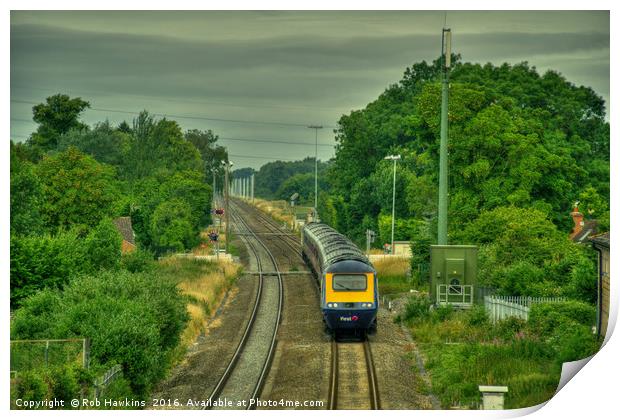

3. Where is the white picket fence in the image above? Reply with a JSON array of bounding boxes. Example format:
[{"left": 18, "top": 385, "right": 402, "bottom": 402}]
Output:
[{"left": 484, "top": 295, "right": 566, "bottom": 323}]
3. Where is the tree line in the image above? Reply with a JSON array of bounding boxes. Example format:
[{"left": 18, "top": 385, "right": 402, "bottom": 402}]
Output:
[
  {"left": 11, "top": 93, "right": 226, "bottom": 308},
  {"left": 10, "top": 94, "right": 229, "bottom": 403},
  {"left": 251, "top": 57, "right": 610, "bottom": 302}
]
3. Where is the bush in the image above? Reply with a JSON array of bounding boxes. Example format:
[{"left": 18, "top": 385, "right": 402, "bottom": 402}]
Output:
[
  {"left": 150, "top": 198, "right": 199, "bottom": 253},
  {"left": 11, "top": 269, "right": 189, "bottom": 399},
  {"left": 465, "top": 305, "right": 489, "bottom": 327},
  {"left": 495, "top": 317, "right": 527, "bottom": 341},
  {"left": 553, "top": 324, "right": 600, "bottom": 368},
  {"left": 120, "top": 248, "right": 155, "bottom": 273},
  {"left": 528, "top": 301, "right": 596, "bottom": 336},
  {"left": 431, "top": 304, "right": 454, "bottom": 322},
  {"left": 11, "top": 220, "right": 125, "bottom": 308},
  {"left": 85, "top": 218, "right": 122, "bottom": 271},
  {"left": 47, "top": 365, "right": 80, "bottom": 402},
  {"left": 10, "top": 232, "right": 88, "bottom": 308},
  {"left": 11, "top": 371, "right": 47, "bottom": 407},
  {"left": 397, "top": 294, "right": 431, "bottom": 323}
]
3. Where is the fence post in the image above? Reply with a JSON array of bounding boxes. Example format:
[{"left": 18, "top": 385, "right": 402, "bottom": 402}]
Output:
[{"left": 83, "top": 338, "right": 91, "bottom": 369}]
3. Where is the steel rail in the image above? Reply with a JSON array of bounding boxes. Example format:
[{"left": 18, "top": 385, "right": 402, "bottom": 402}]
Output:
[
  {"left": 328, "top": 340, "right": 338, "bottom": 410},
  {"left": 363, "top": 340, "right": 381, "bottom": 410},
  {"left": 229, "top": 203, "right": 284, "bottom": 410},
  {"left": 205, "top": 212, "right": 265, "bottom": 408},
  {"left": 328, "top": 338, "right": 380, "bottom": 410},
  {"left": 232, "top": 198, "right": 302, "bottom": 254}
]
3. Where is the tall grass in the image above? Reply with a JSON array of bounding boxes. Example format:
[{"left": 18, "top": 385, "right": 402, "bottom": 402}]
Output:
[
  {"left": 159, "top": 257, "right": 241, "bottom": 350},
  {"left": 399, "top": 298, "right": 599, "bottom": 409},
  {"left": 252, "top": 198, "right": 299, "bottom": 230},
  {"left": 374, "top": 257, "right": 412, "bottom": 295}
]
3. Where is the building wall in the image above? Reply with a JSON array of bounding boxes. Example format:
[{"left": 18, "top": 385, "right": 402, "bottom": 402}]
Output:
[
  {"left": 393, "top": 242, "right": 412, "bottom": 257},
  {"left": 600, "top": 248, "right": 610, "bottom": 337},
  {"left": 121, "top": 240, "right": 136, "bottom": 254}
]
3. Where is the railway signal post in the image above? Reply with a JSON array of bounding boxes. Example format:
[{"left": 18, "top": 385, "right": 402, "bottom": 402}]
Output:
[{"left": 222, "top": 160, "right": 233, "bottom": 253}]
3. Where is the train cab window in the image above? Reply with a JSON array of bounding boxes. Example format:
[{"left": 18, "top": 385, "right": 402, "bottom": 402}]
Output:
[{"left": 332, "top": 274, "right": 367, "bottom": 291}]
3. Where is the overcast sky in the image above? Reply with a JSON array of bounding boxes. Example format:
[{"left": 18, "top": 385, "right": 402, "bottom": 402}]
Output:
[{"left": 10, "top": 11, "right": 610, "bottom": 170}]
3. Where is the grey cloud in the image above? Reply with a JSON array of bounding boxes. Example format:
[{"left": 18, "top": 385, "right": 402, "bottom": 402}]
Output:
[{"left": 10, "top": 13, "right": 610, "bottom": 169}]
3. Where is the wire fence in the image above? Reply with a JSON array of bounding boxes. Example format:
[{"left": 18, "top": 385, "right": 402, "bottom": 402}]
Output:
[
  {"left": 10, "top": 338, "right": 90, "bottom": 373},
  {"left": 93, "top": 364, "right": 123, "bottom": 398},
  {"left": 484, "top": 295, "right": 566, "bottom": 323}
]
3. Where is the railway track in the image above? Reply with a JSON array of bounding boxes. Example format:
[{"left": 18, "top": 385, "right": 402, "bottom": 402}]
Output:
[
  {"left": 329, "top": 339, "right": 380, "bottom": 410},
  {"left": 232, "top": 198, "right": 302, "bottom": 255},
  {"left": 233, "top": 198, "right": 381, "bottom": 410},
  {"left": 206, "top": 206, "right": 283, "bottom": 410}
]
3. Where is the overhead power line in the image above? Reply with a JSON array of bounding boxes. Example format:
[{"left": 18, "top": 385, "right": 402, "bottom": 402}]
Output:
[
  {"left": 10, "top": 118, "right": 336, "bottom": 148},
  {"left": 12, "top": 84, "right": 349, "bottom": 112},
  {"left": 10, "top": 98, "right": 338, "bottom": 129},
  {"left": 9, "top": 132, "right": 327, "bottom": 162}
]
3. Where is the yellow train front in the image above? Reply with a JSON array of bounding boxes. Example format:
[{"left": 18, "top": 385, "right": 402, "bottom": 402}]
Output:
[{"left": 302, "top": 223, "right": 378, "bottom": 335}]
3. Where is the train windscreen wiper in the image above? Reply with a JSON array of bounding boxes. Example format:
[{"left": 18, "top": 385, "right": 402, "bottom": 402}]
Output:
[{"left": 335, "top": 282, "right": 351, "bottom": 290}]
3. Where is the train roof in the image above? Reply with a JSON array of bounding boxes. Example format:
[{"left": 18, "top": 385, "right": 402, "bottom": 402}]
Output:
[{"left": 304, "top": 222, "right": 371, "bottom": 267}]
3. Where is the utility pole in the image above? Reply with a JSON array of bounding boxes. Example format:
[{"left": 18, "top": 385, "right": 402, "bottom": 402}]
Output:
[
  {"left": 438, "top": 27, "right": 451, "bottom": 245},
  {"left": 308, "top": 125, "right": 323, "bottom": 220},
  {"left": 222, "top": 160, "right": 233, "bottom": 253},
  {"left": 212, "top": 170, "right": 216, "bottom": 207},
  {"left": 384, "top": 154, "right": 401, "bottom": 254}
]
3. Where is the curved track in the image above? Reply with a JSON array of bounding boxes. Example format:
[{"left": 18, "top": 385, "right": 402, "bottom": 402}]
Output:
[
  {"left": 234, "top": 198, "right": 381, "bottom": 410},
  {"left": 206, "top": 203, "right": 283, "bottom": 410},
  {"left": 233, "top": 199, "right": 302, "bottom": 255}
]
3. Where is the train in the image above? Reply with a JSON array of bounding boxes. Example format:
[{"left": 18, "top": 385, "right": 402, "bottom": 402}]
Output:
[{"left": 302, "top": 222, "right": 378, "bottom": 335}]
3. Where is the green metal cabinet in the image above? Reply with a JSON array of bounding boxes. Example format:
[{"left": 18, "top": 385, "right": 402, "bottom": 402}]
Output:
[{"left": 430, "top": 245, "right": 478, "bottom": 307}]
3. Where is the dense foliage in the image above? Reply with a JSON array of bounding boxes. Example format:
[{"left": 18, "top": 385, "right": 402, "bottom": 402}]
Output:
[
  {"left": 252, "top": 157, "right": 330, "bottom": 200},
  {"left": 10, "top": 93, "right": 230, "bottom": 406},
  {"left": 317, "top": 57, "right": 607, "bottom": 299},
  {"left": 10, "top": 97, "right": 224, "bottom": 306},
  {"left": 400, "top": 297, "right": 600, "bottom": 408},
  {"left": 11, "top": 268, "right": 189, "bottom": 399}
]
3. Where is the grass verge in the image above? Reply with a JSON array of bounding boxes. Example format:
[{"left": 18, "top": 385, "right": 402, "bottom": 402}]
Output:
[{"left": 397, "top": 296, "right": 600, "bottom": 409}]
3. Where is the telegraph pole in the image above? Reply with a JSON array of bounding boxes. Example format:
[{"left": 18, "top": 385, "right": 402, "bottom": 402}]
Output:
[
  {"left": 438, "top": 28, "right": 451, "bottom": 245},
  {"left": 308, "top": 125, "right": 323, "bottom": 220},
  {"left": 212, "top": 170, "right": 217, "bottom": 207}
]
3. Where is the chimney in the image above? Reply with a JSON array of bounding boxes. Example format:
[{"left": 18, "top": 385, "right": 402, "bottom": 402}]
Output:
[{"left": 570, "top": 202, "right": 584, "bottom": 238}]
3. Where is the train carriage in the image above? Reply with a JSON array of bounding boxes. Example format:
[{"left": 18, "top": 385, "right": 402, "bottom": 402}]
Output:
[{"left": 302, "top": 223, "right": 378, "bottom": 335}]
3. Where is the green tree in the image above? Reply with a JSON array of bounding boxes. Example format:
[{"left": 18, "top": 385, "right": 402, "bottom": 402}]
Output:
[
  {"left": 460, "top": 206, "right": 587, "bottom": 296},
  {"left": 150, "top": 198, "right": 198, "bottom": 253},
  {"left": 160, "top": 171, "right": 213, "bottom": 227},
  {"left": 10, "top": 143, "right": 44, "bottom": 236},
  {"left": 85, "top": 218, "right": 122, "bottom": 271},
  {"left": 58, "top": 121, "right": 131, "bottom": 168},
  {"left": 28, "top": 94, "right": 90, "bottom": 152},
  {"left": 35, "top": 147, "right": 118, "bottom": 233},
  {"left": 127, "top": 113, "right": 202, "bottom": 180},
  {"left": 10, "top": 232, "right": 88, "bottom": 308}
]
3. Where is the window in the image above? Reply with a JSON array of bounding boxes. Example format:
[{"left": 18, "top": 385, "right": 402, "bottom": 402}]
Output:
[{"left": 332, "top": 274, "right": 367, "bottom": 291}]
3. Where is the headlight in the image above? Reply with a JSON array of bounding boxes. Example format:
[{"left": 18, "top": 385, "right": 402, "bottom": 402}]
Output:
[
  {"left": 361, "top": 303, "right": 373, "bottom": 308},
  {"left": 327, "top": 303, "right": 339, "bottom": 308}
]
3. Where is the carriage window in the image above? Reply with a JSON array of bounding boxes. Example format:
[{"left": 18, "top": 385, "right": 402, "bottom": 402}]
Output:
[{"left": 332, "top": 274, "right": 367, "bottom": 291}]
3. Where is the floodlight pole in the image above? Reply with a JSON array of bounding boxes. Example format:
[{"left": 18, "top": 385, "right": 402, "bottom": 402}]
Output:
[{"left": 384, "top": 154, "right": 401, "bottom": 254}]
